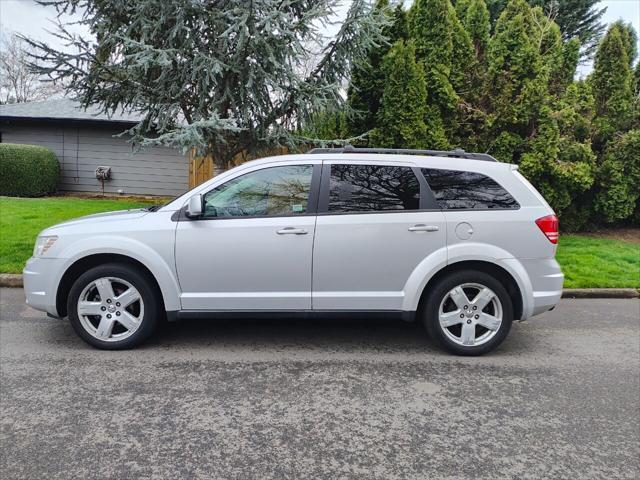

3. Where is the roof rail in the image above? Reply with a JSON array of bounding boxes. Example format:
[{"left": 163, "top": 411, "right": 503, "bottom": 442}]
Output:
[{"left": 307, "top": 145, "right": 497, "bottom": 162}]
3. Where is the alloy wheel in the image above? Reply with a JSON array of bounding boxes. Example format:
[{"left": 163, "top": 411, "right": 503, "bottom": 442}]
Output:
[
  {"left": 77, "top": 276, "right": 144, "bottom": 342},
  {"left": 438, "top": 283, "right": 503, "bottom": 347}
]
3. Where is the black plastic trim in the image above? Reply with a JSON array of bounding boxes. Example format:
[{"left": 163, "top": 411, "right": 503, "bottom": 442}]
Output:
[
  {"left": 412, "top": 166, "right": 439, "bottom": 210},
  {"left": 171, "top": 310, "right": 416, "bottom": 322}
]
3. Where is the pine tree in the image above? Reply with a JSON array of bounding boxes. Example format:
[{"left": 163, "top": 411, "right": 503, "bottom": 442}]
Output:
[
  {"left": 369, "top": 41, "right": 428, "bottom": 148},
  {"left": 25, "top": 0, "right": 388, "bottom": 167},
  {"left": 345, "top": 0, "right": 408, "bottom": 138}
]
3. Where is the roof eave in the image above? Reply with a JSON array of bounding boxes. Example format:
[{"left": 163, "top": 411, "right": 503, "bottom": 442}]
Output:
[{"left": 0, "top": 115, "right": 140, "bottom": 128}]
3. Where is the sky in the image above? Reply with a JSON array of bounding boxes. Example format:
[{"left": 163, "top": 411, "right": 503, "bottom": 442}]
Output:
[{"left": 0, "top": 0, "right": 639, "bottom": 77}]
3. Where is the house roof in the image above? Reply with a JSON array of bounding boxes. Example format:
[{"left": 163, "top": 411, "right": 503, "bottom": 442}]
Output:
[{"left": 0, "top": 98, "right": 144, "bottom": 125}]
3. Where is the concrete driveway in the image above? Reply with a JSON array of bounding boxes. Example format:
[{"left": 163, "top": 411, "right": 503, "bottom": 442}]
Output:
[{"left": 1, "top": 287, "right": 638, "bottom": 479}]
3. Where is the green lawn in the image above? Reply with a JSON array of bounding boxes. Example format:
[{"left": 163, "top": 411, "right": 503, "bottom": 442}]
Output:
[
  {"left": 557, "top": 235, "right": 639, "bottom": 288},
  {"left": 1, "top": 196, "right": 639, "bottom": 288},
  {"left": 0, "top": 196, "right": 162, "bottom": 273}
]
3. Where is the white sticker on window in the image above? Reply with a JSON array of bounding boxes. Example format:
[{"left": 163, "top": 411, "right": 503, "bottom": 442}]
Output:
[{"left": 292, "top": 204, "right": 303, "bottom": 213}]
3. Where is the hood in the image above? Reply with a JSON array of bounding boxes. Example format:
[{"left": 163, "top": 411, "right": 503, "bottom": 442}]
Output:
[{"left": 44, "top": 209, "right": 149, "bottom": 231}]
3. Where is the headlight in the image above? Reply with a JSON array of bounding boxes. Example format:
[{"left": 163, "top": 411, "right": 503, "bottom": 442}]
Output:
[{"left": 34, "top": 236, "right": 58, "bottom": 257}]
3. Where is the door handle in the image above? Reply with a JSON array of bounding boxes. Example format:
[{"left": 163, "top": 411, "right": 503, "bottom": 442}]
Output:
[
  {"left": 277, "top": 227, "right": 308, "bottom": 235},
  {"left": 408, "top": 224, "right": 439, "bottom": 232}
]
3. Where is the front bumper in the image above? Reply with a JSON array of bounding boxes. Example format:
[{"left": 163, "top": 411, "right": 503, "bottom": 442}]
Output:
[{"left": 23, "top": 256, "right": 67, "bottom": 317}]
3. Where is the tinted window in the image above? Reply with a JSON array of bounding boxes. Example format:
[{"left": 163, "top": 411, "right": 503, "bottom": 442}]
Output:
[
  {"left": 422, "top": 168, "right": 519, "bottom": 210},
  {"left": 203, "top": 165, "right": 313, "bottom": 218},
  {"left": 328, "top": 164, "right": 420, "bottom": 213}
]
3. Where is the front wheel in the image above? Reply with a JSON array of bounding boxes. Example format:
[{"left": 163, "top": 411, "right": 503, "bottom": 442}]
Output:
[
  {"left": 67, "top": 263, "right": 161, "bottom": 349},
  {"left": 423, "top": 270, "right": 513, "bottom": 356}
]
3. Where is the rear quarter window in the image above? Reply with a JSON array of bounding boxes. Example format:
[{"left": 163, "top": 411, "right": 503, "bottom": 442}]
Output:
[{"left": 421, "top": 168, "right": 519, "bottom": 210}]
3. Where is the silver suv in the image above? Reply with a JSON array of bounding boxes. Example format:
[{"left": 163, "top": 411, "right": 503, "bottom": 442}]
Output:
[{"left": 24, "top": 147, "right": 563, "bottom": 355}]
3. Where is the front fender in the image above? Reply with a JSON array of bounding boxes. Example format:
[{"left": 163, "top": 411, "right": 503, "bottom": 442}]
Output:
[{"left": 56, "top": 235, "right": 181, "bottom": 312}]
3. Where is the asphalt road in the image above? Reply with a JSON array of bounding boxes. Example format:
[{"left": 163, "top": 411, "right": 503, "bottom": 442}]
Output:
[{"left": 1, "top": 288, "right": 639, "bottom": 480}]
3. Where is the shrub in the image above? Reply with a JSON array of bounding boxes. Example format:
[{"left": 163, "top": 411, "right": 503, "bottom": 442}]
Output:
[{"left": 0, "top": 143, "right": 59, "bottom": 197}]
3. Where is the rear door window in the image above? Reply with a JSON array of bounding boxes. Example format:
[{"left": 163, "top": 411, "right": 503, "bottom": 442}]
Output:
[
  {"left": 327, "top": 164, "right": 420, "bottom": 213},
  {"left": 421, "top": 168, "right": 519, "bottom": 210}
]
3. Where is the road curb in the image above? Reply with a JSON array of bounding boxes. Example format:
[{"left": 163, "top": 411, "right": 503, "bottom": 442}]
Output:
[
  {"left": 1, "top": 273, "right": 638, "bottom": 298},
  {"left": 561, "top": 288, "right": 639, "bottom": 299},
  {"left": 0, "top": 274, "right": 23, "bottom": 288}
]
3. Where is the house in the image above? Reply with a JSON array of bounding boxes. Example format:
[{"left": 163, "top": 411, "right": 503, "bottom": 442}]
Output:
[{"left": 0, "top": 99, "right": 189, "bottom": 196}]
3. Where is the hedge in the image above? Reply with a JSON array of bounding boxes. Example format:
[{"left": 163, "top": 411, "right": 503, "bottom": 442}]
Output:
[{"left": 0, "top": 143, "right": 60, "bottom": 197}]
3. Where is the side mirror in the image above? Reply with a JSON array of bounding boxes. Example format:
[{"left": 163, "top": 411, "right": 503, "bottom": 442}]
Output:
[{"left": 185, "top": 194, "right": 203, "bottom": 219}]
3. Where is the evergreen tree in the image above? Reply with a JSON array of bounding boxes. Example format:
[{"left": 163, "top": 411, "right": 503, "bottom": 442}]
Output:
[
  {"left": 450, "top": 3, "right": 476, "bottom": 96},
  {"left": 464, "top": 0, "right": 491, "bottom": 60},
  {"left": 298, "top": 110, "right": 348, "bottom": 143},
  {"left": 449, "top": 1, "right": 484, "bottom": 150},
  {"left": 557, "top": 38, "right": 580, "bottom": 93},
  {"left": 26, "top": 0, "right": 387, "bottom": 167},
  {"left": 485, "top": 0, "right": 546, "bottom": 161},
  {"left": 410, "top": 0, "right": 458, "bottom": 148},
  {"left": 608, "top": 20, "right": 637, "bottom": 67},
  {"left": 591, "top": 23, "right": 635, "bottom": 147},
  {"left": 486, "top": 0, "right": 606, "bottom": 58},
  {"left": 345, "top": 0, "right": 408, "bottom": 138},
  {"left": 520, "top": 89, "right": 596, "bottom": 228},
  {"left": 593, "top": 130, "right": 640, "bottom": 223},
  {"left": 529, "top": 0, "right": 606, "bottom": 57},
  {"left": 369, "top": 41, "right": 428, "bottom": 148},
  {"left": 455, "top": 0, "right": 472, "bottom": 21}
]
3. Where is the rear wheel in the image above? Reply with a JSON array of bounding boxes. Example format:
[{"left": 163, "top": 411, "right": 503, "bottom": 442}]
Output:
[
  {"left": 67, "top": 263, "right": 160, "bottom": 349},
  {"left": 423, "top": 270, "right": 513, "bottom": 355}
]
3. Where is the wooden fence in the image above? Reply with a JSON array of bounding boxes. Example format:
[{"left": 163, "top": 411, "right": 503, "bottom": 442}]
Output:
[{"left": 188, "top": 147, "right": 289, "bottom": 188}]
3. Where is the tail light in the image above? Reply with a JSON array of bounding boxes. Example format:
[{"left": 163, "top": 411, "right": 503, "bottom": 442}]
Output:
[{"left": 536, "top": 214, "right": 559, "bottom": 244}]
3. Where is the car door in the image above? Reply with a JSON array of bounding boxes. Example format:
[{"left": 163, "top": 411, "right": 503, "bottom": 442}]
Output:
[
  {"left": 175, "top": 162, "right": 320, "bottom": 311},
  {"left": 312, "top": 160, "right": 446, "bottom": 311}
]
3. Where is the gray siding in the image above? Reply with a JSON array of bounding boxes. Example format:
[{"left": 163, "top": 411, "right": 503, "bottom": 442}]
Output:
[{"left": 1, "top": 123, "right": 189, "bottom": 196}]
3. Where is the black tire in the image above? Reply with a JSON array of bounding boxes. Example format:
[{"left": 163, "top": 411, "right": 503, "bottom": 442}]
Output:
[
  {"left": 423, "top": 270, "right": 513, "bottom": 356},
  {"left": 67, "top": 263, "right": 161, "bottom": 349}
]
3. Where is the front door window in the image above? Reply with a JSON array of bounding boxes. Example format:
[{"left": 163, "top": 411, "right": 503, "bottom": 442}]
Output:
[{"left": 203, "top": 165, "right": 313, "bottom": 218}]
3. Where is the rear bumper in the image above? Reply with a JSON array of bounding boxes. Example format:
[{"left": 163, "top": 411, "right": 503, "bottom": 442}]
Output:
[
  {"left": 520, "top": 258, "right": 564, "bottom": 318},
  {"left": 23, "top": 257, "right": 66, "bottom": 317}
]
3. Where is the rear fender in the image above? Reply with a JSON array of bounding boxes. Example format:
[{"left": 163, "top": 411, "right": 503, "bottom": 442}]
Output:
[{"left": 402, "top": 243, "right": 534, "bottom": 319}]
